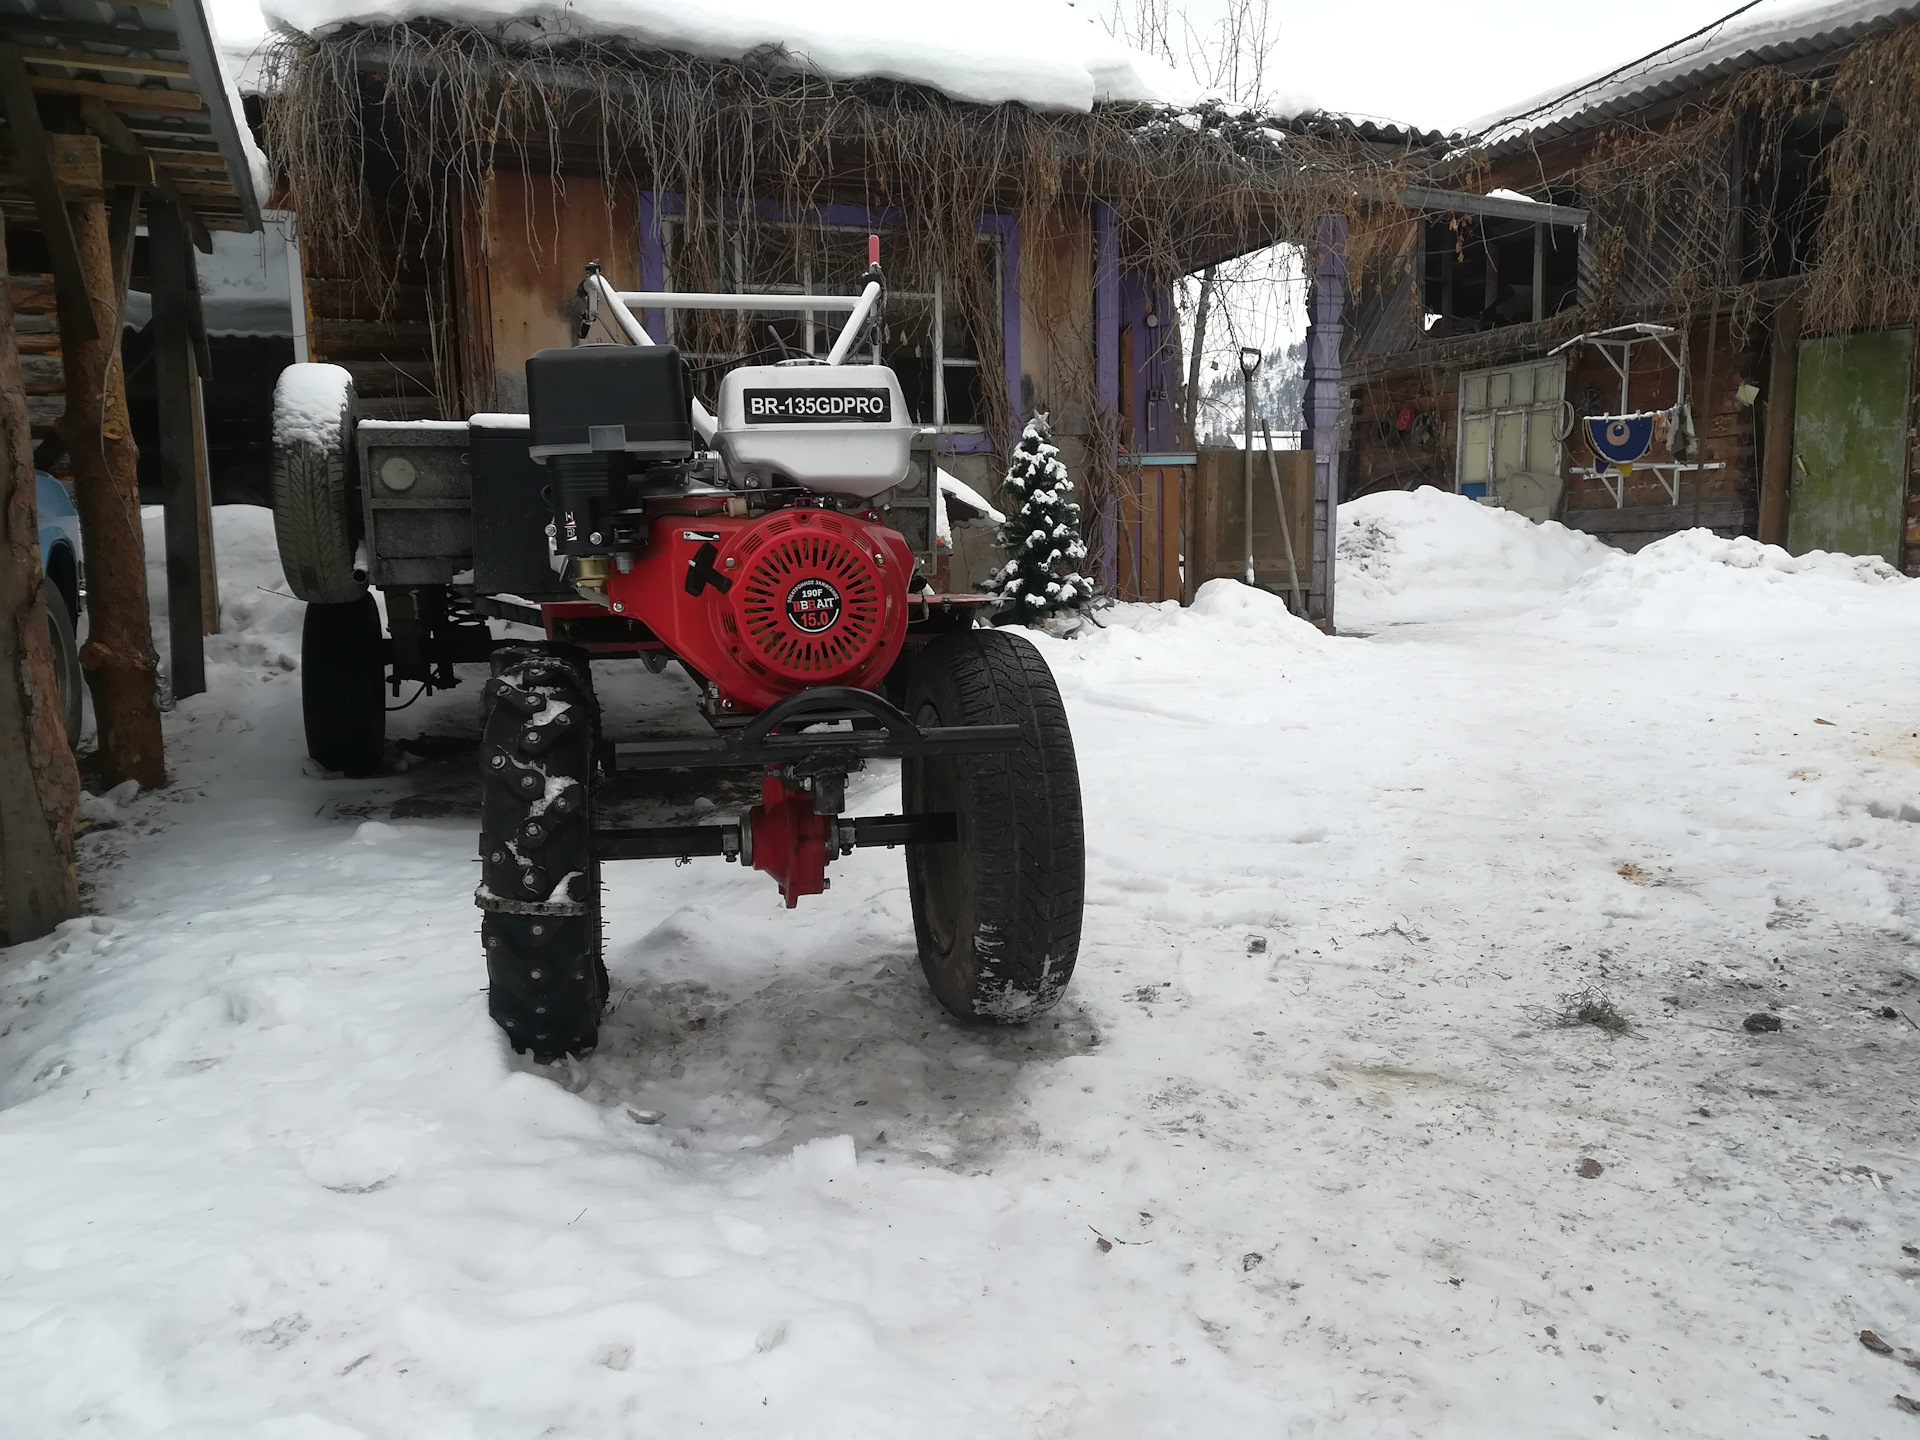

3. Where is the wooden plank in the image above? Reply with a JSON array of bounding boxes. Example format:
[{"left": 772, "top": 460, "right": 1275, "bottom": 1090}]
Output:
[
  {"left": 19, "top": 48, "right": 192, "bottom": 79},
  {"left": 482, "top": 167, "right": 636, "bottom": 409},
  {"left": 21, "top": 353, "right": 64, "bottom": 394},
  {"left": 79, "top": 99, "right": 210, "bottom": 251},
  {"left": 0, "top": 17, "right": 188, "bottom": 52},
  {"left": 0, "top": 42, "right": 95, "bottom": 340},
  {"left": 310, "top": 318, "right": 435, "bottom": 357},
  {"left": 27, "top": 74, "right": 205, "bottom": 112},
  {"left": 190, "top": 363, "right": 217, "bottom": 634},
  {"left": 1758, "top": 289, "right": 1801, "bottom": 546},
  {"left": 149, "top": 203, "right": 204, "bottom": 698}
]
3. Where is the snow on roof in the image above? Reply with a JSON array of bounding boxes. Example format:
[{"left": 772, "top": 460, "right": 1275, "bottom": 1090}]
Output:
[
  {"left": 252, "top": 0, "right": 1191, "bottom": 111},
  {"left": 1470, "top": 0, "right": 1920, "bottom": 150}
]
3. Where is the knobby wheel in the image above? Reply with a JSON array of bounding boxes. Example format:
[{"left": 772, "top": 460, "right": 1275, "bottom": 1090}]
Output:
[
  {"left": 301, "top": 595, "right": 386, "bottom": 776},
  {"left": 477, "top": 644, "right": 606, "bottom": 1062},
  {"left": 901, "top": 628, "right": 1085, "bottom": 1022}
]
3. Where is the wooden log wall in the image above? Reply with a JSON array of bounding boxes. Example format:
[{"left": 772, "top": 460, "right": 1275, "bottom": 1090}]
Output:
[{"left": 8, "top": 270, "right": 64, "bottom": 440}]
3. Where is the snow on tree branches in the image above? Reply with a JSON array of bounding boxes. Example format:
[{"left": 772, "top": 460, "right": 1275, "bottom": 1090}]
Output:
[{"left": 986, "top": 414, "right": 1095, "bottom": 624}]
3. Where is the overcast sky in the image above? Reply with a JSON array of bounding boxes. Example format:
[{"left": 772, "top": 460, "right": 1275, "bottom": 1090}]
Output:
[{"left": 1156, "top": 0, "right": 1751, "bottom": 132}]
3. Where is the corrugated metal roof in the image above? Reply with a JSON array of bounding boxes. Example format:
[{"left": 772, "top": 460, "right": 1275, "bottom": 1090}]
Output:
[
  {"left": 0, "top": 0, "right": 264, "bottom": 233},
  {"left": 1471, "top": 0, "right": 1920, "bottom": 156}
]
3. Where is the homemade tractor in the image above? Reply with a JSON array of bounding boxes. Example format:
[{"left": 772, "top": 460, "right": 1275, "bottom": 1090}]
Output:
[{"left": 270, "top": 242, "right": 1084, "bottom": 1060}]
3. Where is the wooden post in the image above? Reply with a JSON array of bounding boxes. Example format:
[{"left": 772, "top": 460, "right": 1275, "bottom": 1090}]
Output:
[
  {"left": 55, "top": 149, "right": 166, "bottom": 790},
  {"left": 150, "top": 203, "right": 205, "bottom": 699},
  {"left": 1531, "top": 224, "right": 1545, "bottom": 324},
  {"left": 0, "top": 213, "right": 81, "bottom": 943},
  {"left": 1758, "top": 288, "right": 1802, "bottom": 547},
  {"left": 191, "top": 366, "right": 219, "bottom": 634}
]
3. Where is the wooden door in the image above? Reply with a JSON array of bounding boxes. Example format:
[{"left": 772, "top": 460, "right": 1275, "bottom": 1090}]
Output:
[
  {"left": 1115, "top": 461, "right": 1188, "bottom": 602},
  {"left": 1788, "top": 327, "right": 1913, "bottom": 562},
  {"left": 1191, "top": 446, "right": 1313, "bottom": 608}
]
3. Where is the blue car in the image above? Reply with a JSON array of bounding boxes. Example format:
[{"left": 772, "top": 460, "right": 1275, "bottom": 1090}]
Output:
[{"left": 35, "top": 470, "right": 84, "bottom": 744}]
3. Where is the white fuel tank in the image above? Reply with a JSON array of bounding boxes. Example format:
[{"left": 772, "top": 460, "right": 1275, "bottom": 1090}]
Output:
[{"left": 714, "top": 364, "right": 915, "bottom": 498}]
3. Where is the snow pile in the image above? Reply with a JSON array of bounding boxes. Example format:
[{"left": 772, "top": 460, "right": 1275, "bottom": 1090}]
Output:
[
  {"left": 143, "top": 504, "right": 305, "bottom": 679},
  {"left": 259, "top": 0, "right": 1188, "bottom": 111},
  {"left": 1335, "top": 486, "right": 1611, "bottom": 629},
  {"left": 270, "top": 362, "right": 354, "bottom": 450},
  {"left": 8, "top": 500, "right": 1920, "bottom": 1435},
  {"left": 1535, "top": 529, "right": 1916, "bottom": 632}
]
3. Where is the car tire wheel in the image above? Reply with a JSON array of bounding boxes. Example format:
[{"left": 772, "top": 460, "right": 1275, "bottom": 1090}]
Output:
[
  {"left": 902, "top": 628, "right": 1084, "bottom": 1023},
  {"left": 44, "top": 591, "right": 82, "bottom": 746},
  {"left": 301, "top": 596, "right": 386, "bottom": 776},
  {"left": 478, "top": 644, "right": 605, "bottom": 1063},
  {"left": 271, "top": 363, "right": 366, "bottom": 605}
]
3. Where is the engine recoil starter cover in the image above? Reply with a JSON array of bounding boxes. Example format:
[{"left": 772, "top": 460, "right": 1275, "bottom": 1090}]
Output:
[{"left": 607, "top": 507, "right": 913, "bottom": 712}]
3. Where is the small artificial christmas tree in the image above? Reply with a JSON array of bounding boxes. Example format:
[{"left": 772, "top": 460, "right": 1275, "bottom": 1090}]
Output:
[{"left": 985, "top": 414, "right": 1095, "bottom": 623}]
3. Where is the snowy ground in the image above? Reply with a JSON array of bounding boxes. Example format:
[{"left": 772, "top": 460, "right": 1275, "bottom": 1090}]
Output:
[{"left": 4, "top": 495, "right": 1920, "bottom": 1437}]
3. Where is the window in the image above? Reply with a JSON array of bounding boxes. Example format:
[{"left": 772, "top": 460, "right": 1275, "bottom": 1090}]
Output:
[
  {"left": 1422, "top": 211, "right": 1579, "bottom": 333},
  {"left": 1455, "top": 358, "right": 1566, "bottom": 502},
  {"left": 659, "top": 219, "right": 999, "bottom": 431}
]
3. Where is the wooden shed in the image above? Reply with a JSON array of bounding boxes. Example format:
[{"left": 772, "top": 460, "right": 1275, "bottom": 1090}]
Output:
[
  {"left": 1345, "top": 0, "right": 1920, "bottom": 570},
  {"left": 260, "top": 16, "right": 1446, "bottom": 626}
]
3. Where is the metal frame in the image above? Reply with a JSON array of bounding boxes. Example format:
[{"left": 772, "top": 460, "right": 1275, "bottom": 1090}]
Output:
[
  {"left": 612, "top": 686, "right": 1019, "bottom": 773},
  {"left": 1548, "top": 322, "right": 1725, "bottom": 507},
  {"left": 592, "top": 811, "right": 957, "bottom": 865}
]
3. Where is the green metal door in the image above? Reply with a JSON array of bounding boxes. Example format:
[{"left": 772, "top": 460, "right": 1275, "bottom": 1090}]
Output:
[{"left": 1788, "top": 326, "right": 1913, "bottom": 561}]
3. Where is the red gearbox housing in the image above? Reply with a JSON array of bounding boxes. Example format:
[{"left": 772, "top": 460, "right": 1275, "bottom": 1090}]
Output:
[{"left": 607, "top": 506, "right": 914, "bottom": 712}]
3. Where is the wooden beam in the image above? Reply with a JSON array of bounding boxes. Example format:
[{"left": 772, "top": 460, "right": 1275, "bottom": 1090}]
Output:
[
  {"left": 0, "top": 210, "right": 81, "bottom": 943},
  {"left": 27, "top": 75, "right": 206, "bottom": 112},
  {"left": 57, "top": 185, "right": 166, "bottom": 788},
  {"left": 18, "top": 47, "right": 193, "bottom": 79},
  {"left": 107, "top": 184, "right": 139, "bottom": 321},
  {"left": 78, "top": 98, "right": 210, "bottom": 250},
  {"left": 1758, "top": 288, "right": 1802, "bottom": 547},
  {"left": 0, "top": 42, "right": 95, "bottom": 340},
  {"left": 148, "top": 147, "right": 225, "bottom": 167},
  {"left": 149, "top": 203, "right": 205, "bottom": 699},
  {"left": 167, "top": 178, "right": 238, "bottom": 197},
  {"left": 1396, "top": 184, "right": 1589, "bottom": 229},
  {"left": 0, "top": 17, "right": 187, "bottom": 53}
]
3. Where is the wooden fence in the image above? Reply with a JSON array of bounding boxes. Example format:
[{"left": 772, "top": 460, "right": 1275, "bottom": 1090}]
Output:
[{"left": 1112, "top": 446, "right": 1313, "bottom": 609}]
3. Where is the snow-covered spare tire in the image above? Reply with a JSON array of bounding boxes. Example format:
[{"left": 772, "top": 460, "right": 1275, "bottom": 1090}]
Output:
[{"left": 271, "top": 362, "right": 366, "bottom": 604}]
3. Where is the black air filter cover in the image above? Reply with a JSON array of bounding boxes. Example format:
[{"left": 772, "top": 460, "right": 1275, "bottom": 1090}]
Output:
[{"left": 526, "top": 344, "right": 694, "bottom": 460}]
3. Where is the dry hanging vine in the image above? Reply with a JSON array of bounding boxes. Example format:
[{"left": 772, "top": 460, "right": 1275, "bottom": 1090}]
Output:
[{"left": 262, "top": 20, "right": 1432, "bottom": 464}]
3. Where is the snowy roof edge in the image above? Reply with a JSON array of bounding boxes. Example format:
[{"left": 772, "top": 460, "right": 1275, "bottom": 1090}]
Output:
[{"left": 1468, "top": 0, "right": 1920, "bottom": 154}]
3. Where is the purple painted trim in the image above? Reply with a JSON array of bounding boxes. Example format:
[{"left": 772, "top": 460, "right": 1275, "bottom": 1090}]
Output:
[
  {"left": 637, "top": 190, "right": 666, "bottom": 341},
  {"left": 1306, "top": 212, "right": 1348, "bottom": 627},
  {"left": 978, "top": 211, "right": 1021, "bottom": 455},
  {"left": 1092, "top": 202, "right": 1120, "bottom": 413},
  {"left": 639, "top": 193, "right": 1020, "bottom": 452}
]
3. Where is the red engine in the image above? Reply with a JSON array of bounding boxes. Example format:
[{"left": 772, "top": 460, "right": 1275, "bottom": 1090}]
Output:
[{"left": 606, "top": 506, "right": 915, "bottom": 712}]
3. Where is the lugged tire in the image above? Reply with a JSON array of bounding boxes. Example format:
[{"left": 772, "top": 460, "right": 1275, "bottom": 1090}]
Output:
[
  {"left": 301, "top": 596, "right": 386, "bottom": 776},
  {"left": 271, "top": 363, "right": 366, "bottom": 605},
  {"left": 44, "top": 591, "right": 82, "bottom": 746},
  {"left": 477, "top": 644, "right": 606, "bottom": 1062},
  {"left": 902, "top": 628, "right": 1085, "bottom": 1022}
]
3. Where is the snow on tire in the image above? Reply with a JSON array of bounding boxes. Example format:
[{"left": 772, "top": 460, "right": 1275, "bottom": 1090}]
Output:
[
  {"left": 902, "top": 628, "right": 1085, "bottom": 1022},
  {"left": 271, "top": 362, "right": 366, "bottom": 605},
  {"left": 477, "top": 644, "right": 606, "bottom": 1062}
]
